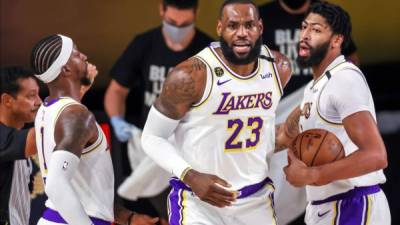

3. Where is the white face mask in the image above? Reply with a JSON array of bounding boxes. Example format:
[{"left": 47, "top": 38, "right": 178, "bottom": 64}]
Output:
[{"left": 162, "top": 20, "right": 195, "bottom": 44}]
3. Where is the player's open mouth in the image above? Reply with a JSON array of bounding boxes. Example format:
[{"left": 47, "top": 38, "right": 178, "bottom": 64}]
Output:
[
  {"left": 299, "top": 43, "right": 310, "bottom": 57},
  {"left": 233, "top": 43, "right": 251, "bottom": 54}
]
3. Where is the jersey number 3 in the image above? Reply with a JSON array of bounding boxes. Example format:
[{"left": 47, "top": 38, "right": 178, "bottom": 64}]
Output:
[{"left": 225, "top": 117, "right": 263, "bottom": 152}]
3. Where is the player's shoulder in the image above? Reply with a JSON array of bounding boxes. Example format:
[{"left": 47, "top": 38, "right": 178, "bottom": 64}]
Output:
[
  {"left": 331, "top": 65, "right": 365, "bottom": 85},
  {"left": 270, "top": 50, "right": 292, "bottom": 87}
]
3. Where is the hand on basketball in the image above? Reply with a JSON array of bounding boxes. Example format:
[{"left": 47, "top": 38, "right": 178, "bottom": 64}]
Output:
[
  {"left": 130, "top": 213, "right": 159, "bottom": 225},
  {"left": 183, "top": 169, "right": 237, "bottom": 208},
  {"left": 284, "top": 150, "right": 318, "bottom": 187}
]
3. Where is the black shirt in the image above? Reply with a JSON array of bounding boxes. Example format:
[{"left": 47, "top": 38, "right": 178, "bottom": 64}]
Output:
[
  {"left": 111, "top": 26, "right": 213, "bottom": 127},
  {"left": 259, "top": 1, "right": 357, "bottom": 96},
  {"left": 0, "top": 123, "right": 28, "bottom": 223}
]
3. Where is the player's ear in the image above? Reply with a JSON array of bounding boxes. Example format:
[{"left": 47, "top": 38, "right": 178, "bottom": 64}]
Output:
[
  {"left": 217, "top": 20, "right": 222, "bottom": 37},
  {"left": 331, "top": 34, "right": 344, "bottom": 49},
  {"left": 159, "top": 2, "right": 165, "bottom": 18}
]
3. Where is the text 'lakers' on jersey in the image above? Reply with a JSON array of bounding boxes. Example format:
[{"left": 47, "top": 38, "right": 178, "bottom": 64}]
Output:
[
  {"left": 299, "top": 56, "right": 386, "bottom": 201},
  {"left": 174, "top": 42, "right": 283, "bottom": 189},
  {"left": 34, "top": 97, "right": 114, "bottom": 221}
]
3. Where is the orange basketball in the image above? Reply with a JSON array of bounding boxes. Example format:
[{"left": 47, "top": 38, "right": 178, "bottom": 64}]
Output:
[{"left": 292, "top": 129, "right": 344, "bottom": 167}]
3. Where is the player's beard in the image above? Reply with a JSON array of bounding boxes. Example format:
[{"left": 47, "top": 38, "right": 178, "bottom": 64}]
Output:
[
  {"left": 296, "top": 41, "right": 330, "bottom": 69},
  {"left": 220, "top": 36, "right": 262, "bottom": 65},
  {"left": 80, "top": 65, "right": 92, "bottom": 86}
]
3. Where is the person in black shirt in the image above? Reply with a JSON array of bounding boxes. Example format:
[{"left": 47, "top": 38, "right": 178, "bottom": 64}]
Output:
[
  {"left": 105, "top": 0, "right": 213, "bottom": 139},
  {"left": 259, "top": 0, "right": 360, "bottom": 96},
  {"left": 104, "top": 0, "right": 213, "bottom": 223},
  {"left": 0, "top": 67, "right": 41, "bottom": 225}
]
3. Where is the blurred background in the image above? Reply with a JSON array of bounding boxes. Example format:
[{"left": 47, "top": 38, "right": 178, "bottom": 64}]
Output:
[{"left": 1, "top": 0, "right": 399, "bottom": 224}]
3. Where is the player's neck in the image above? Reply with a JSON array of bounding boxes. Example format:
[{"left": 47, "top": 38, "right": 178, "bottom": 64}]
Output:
[
  {"left": 216, "top": 48, "right": 257, "bottom": 76},
  {"left": 279, "top": 0, "right": 311, "bottom": 15},
  {"left": 312, "top": 52, "right": 341, "bottom": 80},
  {"left": 47, "top": 83, "right": 81, "bottom": 102},
  {"left": 0, "top": 108, "right": 24, "bottom": 129},
  {"left": 162, "top": 28, "right": 195, "bottom": 52}
]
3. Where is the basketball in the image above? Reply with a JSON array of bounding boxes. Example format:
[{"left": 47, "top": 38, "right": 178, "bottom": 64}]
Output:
[{"left": 292, "top": 129, "right": 344, "bottom": 167}]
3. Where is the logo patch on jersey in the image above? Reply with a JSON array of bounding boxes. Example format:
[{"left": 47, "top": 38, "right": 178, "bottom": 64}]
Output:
[
  {"left": 213, "top": 92, "right": 273, "bottom": 115},
  {"left": 260, "top": 72, "right": 272, "bottom": 79},
  {"left": 217, "top": 79, "right": 232, "bottom": 86},
  {"left": 214, "top": 67, "right": 224, "bottom": 77},
  {"left": 317, "top": 210, "right": 330, "bottom": 217},
  {"left": 62, "top": 161, "right": 69, "bottom": 170},
  {"left": 301, "top": 102, "right": 312, "bottom": 119}
]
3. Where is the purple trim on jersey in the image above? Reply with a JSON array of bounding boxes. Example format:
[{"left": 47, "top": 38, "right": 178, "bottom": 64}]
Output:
[
  {"left": 169, "top": 176, "right": 273, "bottom": 199},
  {"left": 42, "top": 208, "right": 111, "bottom": 225},
  {"left": 311, "top": 185, "right": 380, "bottom": 205},
  {"left": 43, "top": 97, "right": 61, "bottom": 107},
  {"left": 168, "top": 184, "right": 184, "bottom": 225},
  {"left": 336, "top": 196, "right": 365, "bottom": 225},
  {"left": 237, "top": 177, "right": 273, "bottom": 199}
]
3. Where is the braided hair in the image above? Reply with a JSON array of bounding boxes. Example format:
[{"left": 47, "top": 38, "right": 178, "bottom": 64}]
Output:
[
  {"left": 307, "top": 1, "right": 352, "bottom": 49},
  {"left": 30, "top": 34, "right": 63, "bottom": 75}
]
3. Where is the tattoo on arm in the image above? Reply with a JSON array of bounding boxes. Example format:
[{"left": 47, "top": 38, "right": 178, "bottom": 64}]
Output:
[
  {"left": 156, "top": 57, "right": 207, "bottom": 119},
  {"left": 274, "top": 107, "right": 301, "bottom": 152},
  {"left": 275, "top": 124, "right": 287, "bottom": 151},
  {"left": 284, "top": 107, "right": 301, "bottom": 140}
]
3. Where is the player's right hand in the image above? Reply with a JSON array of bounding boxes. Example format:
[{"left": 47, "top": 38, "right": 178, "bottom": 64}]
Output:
[
  {"left": 183, "top": 169, "right": 237, "bottom": 208},
  {"left": 130, "top": 213, "right": 159, "bottom": 225},
  {"left": 110, "top": 116, "right": 138, "bottom": 142}
]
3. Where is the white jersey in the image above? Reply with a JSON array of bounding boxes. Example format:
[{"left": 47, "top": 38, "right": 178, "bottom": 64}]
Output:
[
  {"left": 299, "top": 55, "right": 386, "bottom": 201},
  {"left": 174, "top": 42, "right": 283, "bottom": 189},
  {"left": 34, "top": 97, "right": 114, "bottom": 221}
]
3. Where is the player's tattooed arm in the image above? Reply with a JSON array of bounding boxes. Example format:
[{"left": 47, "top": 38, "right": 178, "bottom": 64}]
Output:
[
  {"left": 54, "top": 105, "right": 98, "bottom": 157},
  {"left": 155, "top": 57, "right": 207, "bottom": 119},
  {"left": 275, "top": 106, "right": 301, "bottom": 152},
  {"left": 272, "top": 50, "right": 292, "bottom": 88}
]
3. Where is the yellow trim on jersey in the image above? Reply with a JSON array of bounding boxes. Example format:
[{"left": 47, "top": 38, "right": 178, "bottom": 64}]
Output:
[
  {"left": 332, "top": 201, "right": 338, "bottom": 225},
  {"left": 81, "top": 129, "right": 104, "bottom": 155},
  {"left": 266, "top": 184, "right": 277, "bottom": 225},
  {"left": 365, "top": 195, "right": 372, "bottom": 225},
  {"left": 191, "top": 56, "right": 214, "bottom": 108},
  {"left": 262, "top": 45, "right": 284, "bottom": 97},
  {"left": 311, "top": 61, "right": 347, "bottom": 89},
  {"left": 208, "top": 46, "right": 261, "bottom": 81},
  {"left": 179, "top": 166, "right": 192, "bottom": 181},
  {"left": 181, "top": 190, "right": 187, "bottom": 225}
]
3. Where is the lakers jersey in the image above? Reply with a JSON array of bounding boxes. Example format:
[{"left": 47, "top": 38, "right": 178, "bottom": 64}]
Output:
[
  {"left": 174, "top": 42, "right": 283, "bottom": 189},
  {"left": 34, "top": 97, "right": 114, "bottom": 221},
  {"left": 299, "top": 56, "right": 386, "bottom": 201}
]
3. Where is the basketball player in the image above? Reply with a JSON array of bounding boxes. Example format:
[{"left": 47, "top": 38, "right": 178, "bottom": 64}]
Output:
[
  {"left": 31, "top": 34, "right": 158, "bottom": 225},
  {"left": 141, "top": 0, "right": 292, "bottom": 224},
  {"left": 275, "top": 2, "right": 391, "bottom": 224}
]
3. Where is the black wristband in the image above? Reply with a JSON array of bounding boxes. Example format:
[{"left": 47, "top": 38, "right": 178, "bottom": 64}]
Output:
[{"left": 127, "top": 211, "right": 135, "bottom": 225}]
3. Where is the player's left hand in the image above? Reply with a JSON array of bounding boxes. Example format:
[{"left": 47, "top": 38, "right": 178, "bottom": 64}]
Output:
[{"left": 284, "top": 150, "right": 317, "bottom": 187}]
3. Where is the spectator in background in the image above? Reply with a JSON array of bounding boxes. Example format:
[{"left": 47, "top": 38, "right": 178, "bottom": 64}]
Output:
[
  {"left": 104, "top": 0, "right": 213, "bottom": 222},
  {"left": 259, "top": 0, "right": 360, "bottom": 96},
  {"left": 0, "top": 67, "right": 41, "bottom": 225}
]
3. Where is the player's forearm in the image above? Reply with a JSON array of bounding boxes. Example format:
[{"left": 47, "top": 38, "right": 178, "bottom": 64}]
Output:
[
  {"left": 274, "top": 107, "right": 301, "bottom": 152},
  {"left": 141, "top": 106, "right": 191, "bottom": 179},
  {"left": 312, "top": 149, "right": 387, "bottom": 185}
]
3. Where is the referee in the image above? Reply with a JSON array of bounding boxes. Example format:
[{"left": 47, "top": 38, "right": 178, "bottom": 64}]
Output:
[{"left": 0, "top": 67, "right": 41, "bottom": 225}]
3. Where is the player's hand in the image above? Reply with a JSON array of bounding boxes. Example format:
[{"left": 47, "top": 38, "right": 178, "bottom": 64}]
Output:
[
  {"left": 284, "top": 150, "right": 318, "bottom": 187},
  {"left": 183, "top": 169, "right": 237, "bottom": 208},
  {"left": 110, "top": 116, "right": 139, "bottom": 142},
  {"left": 130, "top": 213, "right": 159, "bottom": 225}
]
